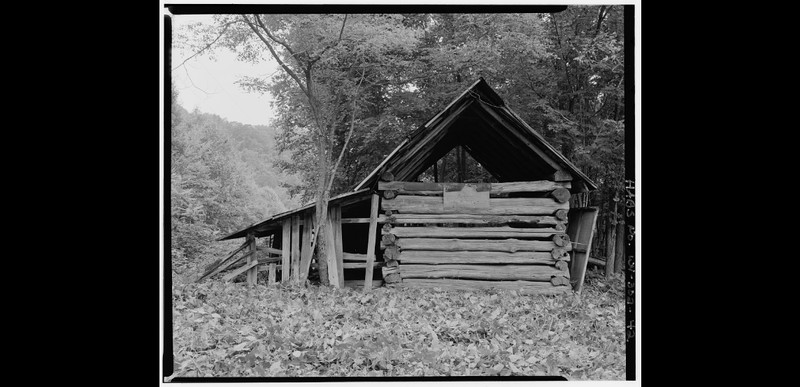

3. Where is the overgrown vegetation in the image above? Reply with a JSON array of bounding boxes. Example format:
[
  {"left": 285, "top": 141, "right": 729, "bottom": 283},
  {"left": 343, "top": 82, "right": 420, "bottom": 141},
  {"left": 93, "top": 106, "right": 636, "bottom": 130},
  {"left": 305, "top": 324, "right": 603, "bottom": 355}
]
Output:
[{"left": 171, "top": 269, "right": 624, "bottom": 379}]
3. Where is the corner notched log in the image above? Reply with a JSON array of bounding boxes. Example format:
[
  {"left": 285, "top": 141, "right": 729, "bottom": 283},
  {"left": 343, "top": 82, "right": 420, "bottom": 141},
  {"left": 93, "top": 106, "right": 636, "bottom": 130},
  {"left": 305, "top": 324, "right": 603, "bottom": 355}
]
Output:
[
  {"left": 399, "top": 264, "right": 565, "bottom": 281},
  {"left": 400, "top": 278, "right": 572, "bottom": 295},
  {"left": 550, "top": 188, "right": 571, "bottom": 203},
  {"left": 397, "top": 250, "right": 563, "bottom": 265},
  {"left": 552, "top": 233, "right": 571, "bottom": 247},
  {"left": 382, "top": 190, "right": 398, "bottom": 200},
  {"left": 554, "top": 209, "right": 569, "bottom": 221},
  {"left": 550, "top": 275, "right": 570, "bottom": 286},
  {"left": 380, "top": 171, "right": 395, "bottom": 182},
  {"left": 398, "top": 238, "right": 558, "bottom": 252},
  {"left": 391, "top": 226, "right": 562, "bottom": 239}
]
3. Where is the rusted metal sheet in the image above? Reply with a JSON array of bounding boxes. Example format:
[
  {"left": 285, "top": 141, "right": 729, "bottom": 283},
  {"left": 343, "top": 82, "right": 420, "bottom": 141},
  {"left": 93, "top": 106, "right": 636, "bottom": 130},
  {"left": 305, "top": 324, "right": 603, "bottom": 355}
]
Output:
[{"left": 443, "top": 183, "right": 490, "bottom": 210}]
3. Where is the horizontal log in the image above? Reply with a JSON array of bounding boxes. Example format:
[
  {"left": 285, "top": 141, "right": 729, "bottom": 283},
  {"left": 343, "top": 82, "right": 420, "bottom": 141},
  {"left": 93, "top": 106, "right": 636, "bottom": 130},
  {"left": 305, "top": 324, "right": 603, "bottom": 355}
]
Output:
[
  {"left": 550, "top": 188, "right": 571, "bottom": 203},
  {"left": 588, "top": 257, "right": 606, "bottom": 266},
  {"left": 397, "top": 238, "right": 569, "bottom": 252},
  {"left": 257, "top": 246, "right": 283, "bottom": 255},
  {"left": 555, "top": 260, "right": 569, "bottom": 271},
  {"left": 554, "top": 209, "right": 568, "bottom": 221},
  {"left": 379, "top": 214, "right": 565, "bottom": 226},
  {"left": 378, "top": 180, "right": 572, "bottom": 196},
  {"left": 343, "top": 252, "right": 367, "bottom": 261},
  {"left": 384, "top": 245, "right": 400, "bottom": 261},
  {"left": 381, "top": 195, "right": 568, "bottom": 215},
  {"left": 343, "top": 262, "right": 382, "bottom": 269},
  {"left": 384, "top": 272, "right": 402, "bottom": 283},
  {"left": 397, "top": 250, "right": 564, "bottom": 265},
  {"left": 391, "top": 226, "right": 561, "bottom": 239},
  {"left": 257, "top": 264, "right": 282, "bottom": 272},
  {"left": 382, "top": 266, "right": 400, "bottom": 276},
  {"left": 400, "top": 264, "right": 568, "bottom": 281},
  {"left": 344, "top": 280, "right": 383, "bottom": 289},
  {"left": 222, "top": 260, "right": 260, "bottom": 282},
  {"left": 340, "top": 217, "right": 371, "bottom": 224},
  {"left": 399, "top": 278, "right": 573, "bottom": 295}
]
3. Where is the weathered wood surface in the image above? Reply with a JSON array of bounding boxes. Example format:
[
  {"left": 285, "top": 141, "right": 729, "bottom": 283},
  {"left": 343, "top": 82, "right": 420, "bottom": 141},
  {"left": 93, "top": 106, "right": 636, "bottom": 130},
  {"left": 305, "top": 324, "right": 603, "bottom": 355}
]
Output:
[
  {"left": 379, "top": 213, "right": 564, "bottom": 227},
  {"left": 588, "top": 257, "right": 606, "bottom": 266},
  {"left": 552, "top": 233, "right": 571, "bottom": 247},
  {"left": 257, "top": 246, "right": 283, "bottom": 255},
  {"left": 399, "top": 278, "right": 572, "bottom": 295},
  {"left": 550, "top": 276, "right": 570, "bottom": 286},
  {"left": 551, "top": 247, "right": 570, "bottom": 259},
  {"left": 340, "top": 217, "right": 372, "bottom": 224},
  {"left": 566, "top": 207, "right": 599, "bottom": 293},
  {"left": 343, "top": 262, "right": 383, "bottom": 269},
  {"left": 391, "top": 226, "right": 562, "bottom": 238},
  {"left": 378, "top": 180, "right": 571, "bottom": 196},
  {"left": 400, "top": 264, "right": 567, "bottom": 281},
  {"left": 281, "top": 219, "right": 291, "bottom": 282},
  {"left": 383, "top": 245, "right": 400, "bottom": 261},
  {"left": 196, "top": 241, "right": 249, "bottom": 282},
  {"left": 397, "top": 250, "right": 565, "bottom": 265},
  {"left": 550, "top": 188, "right": 571, "bottom": 203},
  {"left": 343, "top": 252, "right": 367, "bottom": 261},
  {"left": 291, "top": 214, "right": 301, "bottom": 283},
  {"left": 554, "top": 209, "right": 569, "bottom": 221},
  {"left": 344, "top": 280, "right": 384, "bottom": 290},
  {"left": 267, "top": 263, "right": 276, "bottom": 285},
  {"left": 332, "top": 205, "right": 345, "bottom": 285},
  {"left": 222, "top": 259, "right": 260, "bottom": 282},
  {"left": 555, "top": 260, "right": 569, "bottom": 271},
  {"left": 381, "top": 195, "right": 568, "bottom": 215},
  {"left": 363, "top": 194, "right": 380, "bottom": 292},
  {"left": 247, "top": 234, "right": 257, "bottom": 285},
  {"left": 397, "top": 238, "right": 567, "bottom": 252}
]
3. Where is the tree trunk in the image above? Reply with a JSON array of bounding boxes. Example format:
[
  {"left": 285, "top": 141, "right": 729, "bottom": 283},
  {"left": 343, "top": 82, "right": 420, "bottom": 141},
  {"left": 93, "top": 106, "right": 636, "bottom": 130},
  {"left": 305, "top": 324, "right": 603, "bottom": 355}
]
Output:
[{"left": 314, "top": 135, "right": 330, "bottom": 286}]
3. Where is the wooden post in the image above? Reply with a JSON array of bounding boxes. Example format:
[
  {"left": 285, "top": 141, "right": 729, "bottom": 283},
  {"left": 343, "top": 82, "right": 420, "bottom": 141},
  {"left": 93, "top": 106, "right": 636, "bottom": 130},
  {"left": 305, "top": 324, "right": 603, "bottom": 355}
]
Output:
[
  {"left": 246, "top": 233, "right": 257, "bottom": 286},
  {"left": 268, "top": 263, "right": 276, "bottom": 285},
  {"left": 291, "top": 214, "right": 301, "bottom": 283},
  {"left": 281, "top": 218, "right": 291, "bottom": 282},
  {"left": 299, "top": 211, "right": 315, "bottom": 282},
  {"left": 363, "top": 193, "right": 380, "bottom": 292}
]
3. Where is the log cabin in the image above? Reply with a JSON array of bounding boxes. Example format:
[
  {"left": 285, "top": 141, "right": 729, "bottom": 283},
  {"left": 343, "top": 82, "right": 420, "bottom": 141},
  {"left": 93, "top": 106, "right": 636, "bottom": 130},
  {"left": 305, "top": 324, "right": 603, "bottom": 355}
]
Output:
[{"left": 199, "top": 78, "right": 599, "bottom": 295}]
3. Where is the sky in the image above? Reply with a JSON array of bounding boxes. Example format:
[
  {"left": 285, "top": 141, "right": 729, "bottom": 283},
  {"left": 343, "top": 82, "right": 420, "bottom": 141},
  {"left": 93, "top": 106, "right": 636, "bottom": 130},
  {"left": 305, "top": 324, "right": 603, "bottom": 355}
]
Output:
[{"left": 170, "top": 14, "right": 278, "bottom": 126}]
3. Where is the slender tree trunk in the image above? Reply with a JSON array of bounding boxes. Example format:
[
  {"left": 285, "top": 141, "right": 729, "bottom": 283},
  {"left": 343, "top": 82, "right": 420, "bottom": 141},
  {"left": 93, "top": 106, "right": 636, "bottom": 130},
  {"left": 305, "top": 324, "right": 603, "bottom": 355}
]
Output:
[
  {"left": 314, "top": 135, "right": 330, "bottom": 285},
  {"left": 605, "top": 201, "right": 618, "bottom": 278}
]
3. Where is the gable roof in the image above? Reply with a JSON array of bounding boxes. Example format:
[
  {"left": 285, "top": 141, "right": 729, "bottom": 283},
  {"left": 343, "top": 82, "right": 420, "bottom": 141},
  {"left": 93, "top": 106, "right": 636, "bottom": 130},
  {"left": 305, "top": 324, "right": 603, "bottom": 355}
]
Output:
[{"left": 354, "top": 77, "right": 597, "bottom": 193}]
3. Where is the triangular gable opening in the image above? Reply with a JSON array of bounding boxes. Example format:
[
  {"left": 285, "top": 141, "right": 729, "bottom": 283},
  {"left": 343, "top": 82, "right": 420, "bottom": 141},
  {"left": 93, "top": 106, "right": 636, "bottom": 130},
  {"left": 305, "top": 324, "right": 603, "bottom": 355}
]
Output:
[{"left": 415, "top": 145, "right": 498, "bottom": 184}]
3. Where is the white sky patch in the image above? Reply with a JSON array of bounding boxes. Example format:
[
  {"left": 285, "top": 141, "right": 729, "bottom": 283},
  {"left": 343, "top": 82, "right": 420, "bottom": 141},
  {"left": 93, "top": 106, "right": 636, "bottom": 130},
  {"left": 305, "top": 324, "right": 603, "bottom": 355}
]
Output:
[{"left": 171, "top": 14, "right": 278, "bottom": 126}]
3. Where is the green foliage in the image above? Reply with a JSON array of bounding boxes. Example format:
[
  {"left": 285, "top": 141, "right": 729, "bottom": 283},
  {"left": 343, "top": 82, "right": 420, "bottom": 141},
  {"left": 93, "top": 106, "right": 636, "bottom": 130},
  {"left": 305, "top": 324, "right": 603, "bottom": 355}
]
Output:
[
  {"left": 171, "top": 270, "right": 624, "bottom": 379},
  {"left": 170, "top": 98, "right": 298, "bottom": 273}
]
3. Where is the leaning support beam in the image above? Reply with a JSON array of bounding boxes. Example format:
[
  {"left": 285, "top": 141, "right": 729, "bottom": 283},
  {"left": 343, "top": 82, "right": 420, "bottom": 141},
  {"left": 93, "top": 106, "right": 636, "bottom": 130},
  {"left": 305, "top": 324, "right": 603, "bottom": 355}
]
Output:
[
  {"left": 363, "top": 194, "right": 380, "bottom": 292},
  {"left": 246, "top": 233, "right": 257, "bottom": 286}
]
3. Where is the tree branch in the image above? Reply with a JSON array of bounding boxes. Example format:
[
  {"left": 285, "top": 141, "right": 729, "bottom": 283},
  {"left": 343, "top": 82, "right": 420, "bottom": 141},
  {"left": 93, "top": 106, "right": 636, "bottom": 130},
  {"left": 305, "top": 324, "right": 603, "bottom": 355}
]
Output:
[
  {"left": 240, "top": 14, "right": 309, "bottom": 97},
  {"left": 310, "top": 14, "right": 348, "bottom": 65},
  {"left": 172, "top": 21, "right": 235, "bottom": 72}
]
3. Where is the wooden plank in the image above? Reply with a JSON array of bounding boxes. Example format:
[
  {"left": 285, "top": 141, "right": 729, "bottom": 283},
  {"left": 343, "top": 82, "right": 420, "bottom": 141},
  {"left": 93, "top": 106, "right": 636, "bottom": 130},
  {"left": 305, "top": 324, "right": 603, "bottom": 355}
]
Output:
[
  {"left": 397, "top": 238, "right": 562, "bottom": 252},
  {"left": 344, "top": 280, "right": 384, "bottom": 290},
  {"left": 258, "top": 264, "right": 282, "bottom": 272},
  {"left": 268, "top": 263, "right": 276, "bottom": 285},
  {"left": 332, "top": 205, "right": 344, "bottom": 288},
  {"left": 291, "top": 214, "right": 301, "bottom": 283},
  {"left": 378, "top": 180, "right": 571, "bottom": 195},
  {"left": 298, "top": 211, "right": 315, "bottom": 282},
  {"left": 381, "top": 195, "right": 568, "bottom": 215},
  {"left": 281, "top": 218, "right": 291, "bottom": 282},
  {"left": 195, "top": 241, "right": 249, "bottom": 282},
  {"left": 324, "top": 210, "right": 341, "bottom": 288},
  {"left": 258, "top": 246, "right": 283, "bottom": 256},
  {"left": 222, "top": 259, "right": 260, "bottom": 282},
  {"left": 343, "top": 252, "right": 367, "bottom": 261},
  {"left": 391, "top": 226, "right": 561, "bottom": 238},
  {"left": 380, "top": 213, "right": 564, "bottom": 227},
  {"left": 247, "top": 234, "right": 257, "bottom": 285},
  {"left": 363, "top": 194, "right": 380, "bottom": 292},
  {"left": 343, "top": 262, "right": 383, "bottom": 269},
  {"left": 340, "top": 217, "right": 371, "bottom": 224},
  {"left": 397, "top": 250, "right": 563, "bottom": 265},
  {"left": 400, "top": 264, "right": 567, "bottom": 281},
  {"left": 399, "top": 278, "right": 572, "bottom": 295},
  {"left": 566, "top": 207, "right": 598, "bottom": 293}
]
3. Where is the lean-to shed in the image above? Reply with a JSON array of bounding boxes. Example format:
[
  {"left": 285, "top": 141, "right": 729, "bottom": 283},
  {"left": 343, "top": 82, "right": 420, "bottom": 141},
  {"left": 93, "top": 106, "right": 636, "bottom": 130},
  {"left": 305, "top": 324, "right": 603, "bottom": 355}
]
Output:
[{"left": 200, "top": 78, "right": 598, "bottom": 295}]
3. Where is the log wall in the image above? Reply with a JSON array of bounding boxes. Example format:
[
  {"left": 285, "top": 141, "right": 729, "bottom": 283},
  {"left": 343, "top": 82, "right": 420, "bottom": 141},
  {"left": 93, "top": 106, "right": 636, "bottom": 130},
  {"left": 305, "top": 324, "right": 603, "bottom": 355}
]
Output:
[{"left": 378, "top": 180, "right": 573, "bottom": 295}]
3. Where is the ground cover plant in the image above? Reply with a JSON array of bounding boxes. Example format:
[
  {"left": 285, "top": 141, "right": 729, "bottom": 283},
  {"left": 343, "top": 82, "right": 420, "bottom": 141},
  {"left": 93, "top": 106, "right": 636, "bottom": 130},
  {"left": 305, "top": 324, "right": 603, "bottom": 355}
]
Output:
[{"left": 169, "top": 268, "right": 625, "bottom": 379}]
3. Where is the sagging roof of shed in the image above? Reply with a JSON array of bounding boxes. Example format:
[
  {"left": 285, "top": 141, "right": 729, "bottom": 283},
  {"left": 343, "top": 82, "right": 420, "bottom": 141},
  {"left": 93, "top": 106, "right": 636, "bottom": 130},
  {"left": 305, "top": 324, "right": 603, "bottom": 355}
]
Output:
[
  {"left": 218, "top": 188, "right": 372, "bottom": 241},
  {"left": 354, "top": 77, "right": 598, "bottom": 193}
]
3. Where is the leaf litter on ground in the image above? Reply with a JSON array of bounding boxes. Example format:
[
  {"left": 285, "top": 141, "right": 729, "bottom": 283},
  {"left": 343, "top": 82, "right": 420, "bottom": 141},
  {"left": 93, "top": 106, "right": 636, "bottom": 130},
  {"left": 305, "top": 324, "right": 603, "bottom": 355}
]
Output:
[{"left": 171, "top": 268, "right": 625, "bottom": 379}]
